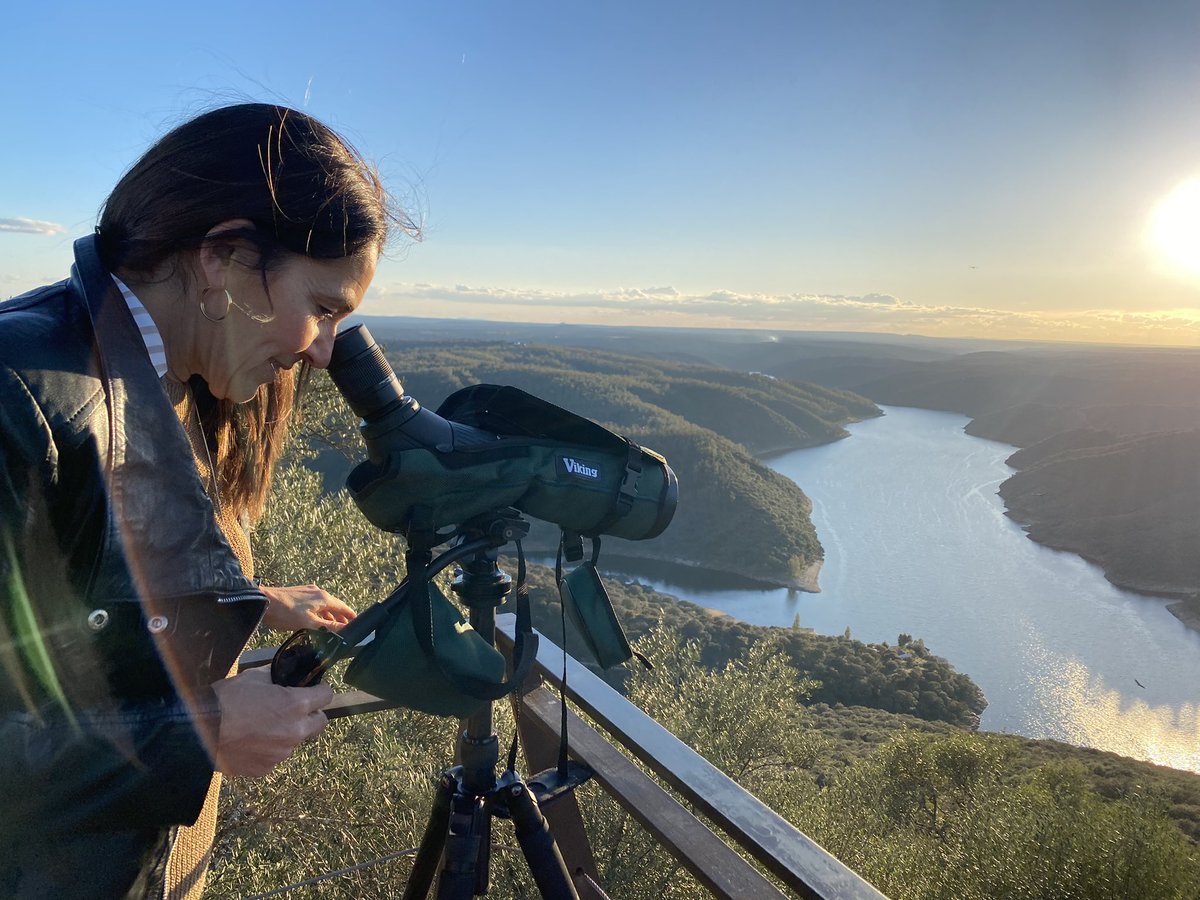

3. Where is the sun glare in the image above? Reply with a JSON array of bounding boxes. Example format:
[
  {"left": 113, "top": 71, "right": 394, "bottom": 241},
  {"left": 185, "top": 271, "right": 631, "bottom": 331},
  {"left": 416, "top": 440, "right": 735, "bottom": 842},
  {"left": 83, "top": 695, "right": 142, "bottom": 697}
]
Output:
[{"left": 1148, "top": 176, "right": 1200, "bottom": 279}]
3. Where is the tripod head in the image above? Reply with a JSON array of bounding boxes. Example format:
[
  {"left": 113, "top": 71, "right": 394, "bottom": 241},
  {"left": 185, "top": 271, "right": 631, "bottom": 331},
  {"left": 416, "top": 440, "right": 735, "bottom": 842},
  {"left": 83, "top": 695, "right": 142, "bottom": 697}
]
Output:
[{"left": 271, "top": 507, "right": 585, "bottom": 898}]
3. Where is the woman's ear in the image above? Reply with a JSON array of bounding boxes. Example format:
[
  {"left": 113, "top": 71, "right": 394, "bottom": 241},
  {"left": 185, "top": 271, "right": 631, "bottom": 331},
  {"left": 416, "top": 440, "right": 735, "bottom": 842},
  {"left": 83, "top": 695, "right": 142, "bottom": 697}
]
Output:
[{"left": 198, "top": 218, "right": 257, "bottom": 287}]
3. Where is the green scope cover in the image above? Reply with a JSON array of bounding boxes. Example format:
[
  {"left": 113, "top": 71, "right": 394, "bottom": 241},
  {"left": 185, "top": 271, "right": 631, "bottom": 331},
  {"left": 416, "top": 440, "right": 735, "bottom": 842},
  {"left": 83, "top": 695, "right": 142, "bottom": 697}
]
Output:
[
  {"left": 560, "top": 562, "right": 633, "bottom": 669},
  {"left": 343, "top": 581, "right": 507, "bottom": 719},
  {"left": 347, "top": 385, "right": 677, "bottom": 539}
]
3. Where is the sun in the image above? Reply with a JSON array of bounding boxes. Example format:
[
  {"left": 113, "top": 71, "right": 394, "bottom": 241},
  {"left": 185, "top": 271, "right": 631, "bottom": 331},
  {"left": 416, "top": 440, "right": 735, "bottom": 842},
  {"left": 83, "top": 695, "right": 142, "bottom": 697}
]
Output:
[{"left": 1148, "top": 176, "right": 1200, "bottom": 280}]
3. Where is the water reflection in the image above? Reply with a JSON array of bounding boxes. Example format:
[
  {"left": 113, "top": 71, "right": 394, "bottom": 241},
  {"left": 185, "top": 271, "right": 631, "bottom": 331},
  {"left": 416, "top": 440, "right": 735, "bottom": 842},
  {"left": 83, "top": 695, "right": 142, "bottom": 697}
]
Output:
[{"left": 1026, "top": 637, "right": 1200, "bottom": 772}]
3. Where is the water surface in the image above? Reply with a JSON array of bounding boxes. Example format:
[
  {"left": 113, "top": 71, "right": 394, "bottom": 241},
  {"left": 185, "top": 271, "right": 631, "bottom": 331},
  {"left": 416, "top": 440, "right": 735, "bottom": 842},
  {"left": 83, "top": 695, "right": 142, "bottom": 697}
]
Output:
[{"left": 622, "top": 406, "right": 1200, "bottom": 772}]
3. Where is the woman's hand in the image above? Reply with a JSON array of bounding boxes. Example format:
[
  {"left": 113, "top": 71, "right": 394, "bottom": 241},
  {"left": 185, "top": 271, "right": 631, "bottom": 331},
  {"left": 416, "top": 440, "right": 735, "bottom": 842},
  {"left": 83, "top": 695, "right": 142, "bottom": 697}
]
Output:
[
  {"left": 259, "top": 583, "right": 357, "bottom": 632},
  {"left": 211, "top": 667, "right": 334, "bottom": 777}
]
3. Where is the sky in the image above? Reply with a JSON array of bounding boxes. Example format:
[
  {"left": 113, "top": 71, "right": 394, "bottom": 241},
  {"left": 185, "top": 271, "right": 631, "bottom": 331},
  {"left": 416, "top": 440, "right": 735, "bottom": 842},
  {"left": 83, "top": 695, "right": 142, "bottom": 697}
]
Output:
[{"left": 4, "top": 1, "right": 1200, "bottom": 346}]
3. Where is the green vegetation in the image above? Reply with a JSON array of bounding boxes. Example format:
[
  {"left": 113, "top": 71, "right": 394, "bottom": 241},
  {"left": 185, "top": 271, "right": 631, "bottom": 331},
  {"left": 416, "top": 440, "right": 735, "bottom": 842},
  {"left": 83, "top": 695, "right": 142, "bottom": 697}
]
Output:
[
  {"left": 207, "top": 443, "right": 1200, "bottom": 897},
  {"left": 206, "top": 353, "right": 1200, "bottom": 897},
  {"left": 618, "top": 629, "right": 1199, "bottom": 899},
  {"left": 803, "top": 730, "right": 1199, "bottom": 899},
  {"left": 388, "top": 341, "right": 880, "bottom": 458},
  {"left": 213, "top": 575, "right": 1200, "bottom": 898},
  {"left": 500, "top": 562, "right": 987, "bottom": 729}
]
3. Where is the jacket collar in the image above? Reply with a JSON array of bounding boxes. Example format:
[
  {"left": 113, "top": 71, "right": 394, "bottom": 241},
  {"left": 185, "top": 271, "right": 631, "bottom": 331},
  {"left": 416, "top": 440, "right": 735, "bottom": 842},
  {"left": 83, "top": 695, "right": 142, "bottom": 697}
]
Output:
[{"left": 70, "top": 235, "right": 263, "bottom": 604}]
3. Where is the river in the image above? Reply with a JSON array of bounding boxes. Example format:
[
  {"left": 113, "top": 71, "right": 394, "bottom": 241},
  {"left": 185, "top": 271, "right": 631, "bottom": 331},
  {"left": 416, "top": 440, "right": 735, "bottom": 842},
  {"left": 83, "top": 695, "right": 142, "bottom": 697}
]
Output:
[{"left": 619, "top": 405, "right": 1200, "bottom": 773}]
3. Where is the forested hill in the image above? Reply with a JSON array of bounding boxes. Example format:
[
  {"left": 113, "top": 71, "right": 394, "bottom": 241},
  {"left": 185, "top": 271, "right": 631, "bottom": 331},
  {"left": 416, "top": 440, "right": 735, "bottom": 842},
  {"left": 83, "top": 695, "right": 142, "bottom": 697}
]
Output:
[
  {"left": 336, "top": 322, "right": 1200, "bottom": 619},
  {"left": 385, "top": 341, "right": 879, "bottom": 454},
  {"left": 359, "top": 339, "right": 879, "bottom": 587},
  {"left": 999, "top": 430, "right": 1200, "bottom": 602}
]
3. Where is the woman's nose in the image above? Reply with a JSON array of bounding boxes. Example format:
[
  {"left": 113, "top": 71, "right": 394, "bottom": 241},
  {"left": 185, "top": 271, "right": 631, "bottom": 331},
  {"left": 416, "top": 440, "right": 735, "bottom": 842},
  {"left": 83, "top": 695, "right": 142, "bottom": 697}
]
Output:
[{"left": 303, "top": 322, "right": 336, "bottom": 369}]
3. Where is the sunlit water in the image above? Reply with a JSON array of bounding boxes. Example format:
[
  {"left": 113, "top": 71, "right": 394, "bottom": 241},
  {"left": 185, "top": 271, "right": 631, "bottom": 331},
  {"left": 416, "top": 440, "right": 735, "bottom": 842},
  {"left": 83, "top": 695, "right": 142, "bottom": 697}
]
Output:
[{"left": 619, "top": 406, "right": 1200, "bottom": 773}]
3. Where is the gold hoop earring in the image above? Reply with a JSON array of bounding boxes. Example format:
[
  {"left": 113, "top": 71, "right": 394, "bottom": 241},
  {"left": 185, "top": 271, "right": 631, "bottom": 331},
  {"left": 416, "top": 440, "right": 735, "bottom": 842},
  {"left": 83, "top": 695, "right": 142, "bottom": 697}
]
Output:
[{"left": 200, "top": 287, "right": 232, "bottom": 323}]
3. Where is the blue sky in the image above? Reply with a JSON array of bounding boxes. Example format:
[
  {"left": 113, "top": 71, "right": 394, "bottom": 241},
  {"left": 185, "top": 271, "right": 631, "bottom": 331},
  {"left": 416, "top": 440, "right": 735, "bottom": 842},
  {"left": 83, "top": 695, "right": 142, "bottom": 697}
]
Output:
[{"left": 4, "top": 1, "right": 1200, "bottom": 344}]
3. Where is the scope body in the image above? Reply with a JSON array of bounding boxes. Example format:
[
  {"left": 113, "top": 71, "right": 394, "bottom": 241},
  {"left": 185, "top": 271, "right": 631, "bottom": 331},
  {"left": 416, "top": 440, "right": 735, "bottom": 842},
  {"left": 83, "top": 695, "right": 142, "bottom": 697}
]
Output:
[{"left": 327, "top": 324, "right": 677, "bottom": 541}]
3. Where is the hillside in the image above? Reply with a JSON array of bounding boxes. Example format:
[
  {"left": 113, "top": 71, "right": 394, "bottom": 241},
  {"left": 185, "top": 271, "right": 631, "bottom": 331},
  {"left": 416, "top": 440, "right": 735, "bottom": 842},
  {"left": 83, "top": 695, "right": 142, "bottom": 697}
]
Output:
[
  {"left": 221, "top": 370, "right": 1200, "bottom": 899},
  {"left": 498, "top": 559, "right": 1200, "bottom": 846},
  {"left": 501, "top": 559, "right": 988, "bottom": 729},
  {"left": 999, "top": 431, "right": 1200, "bottom": 604},
  {"left": 321, "top": 321, "right": 1200, "bottom": 623},
  {"left": 767, "top": 347, "right": 1200, "bottom": 436}
]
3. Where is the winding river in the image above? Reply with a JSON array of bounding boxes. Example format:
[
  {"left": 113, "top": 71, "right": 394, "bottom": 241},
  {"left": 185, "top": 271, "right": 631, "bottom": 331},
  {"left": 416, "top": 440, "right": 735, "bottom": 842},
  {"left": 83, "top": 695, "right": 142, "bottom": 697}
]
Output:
[{"left": 624, "top": 406, "right": 1200, "bottom": 773}]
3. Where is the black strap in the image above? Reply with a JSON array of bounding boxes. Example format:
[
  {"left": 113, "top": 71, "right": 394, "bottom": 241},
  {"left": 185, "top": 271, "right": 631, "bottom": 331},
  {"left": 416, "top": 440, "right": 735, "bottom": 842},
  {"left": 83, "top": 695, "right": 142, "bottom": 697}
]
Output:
[
  {"left": 513, "top": 540, "right": 532, "bottom": 665},
  {"left": 587, "top": 439, "right": 644, "bottom": 536},
  {"left": 506, "top": 541, "right": 529, "bottom": 774},
  {"left": 556, "top": 531, "right": 572, "bottom": 779},
  {"left": 410, "top": 578, "right": 437, "bottom": 656}
]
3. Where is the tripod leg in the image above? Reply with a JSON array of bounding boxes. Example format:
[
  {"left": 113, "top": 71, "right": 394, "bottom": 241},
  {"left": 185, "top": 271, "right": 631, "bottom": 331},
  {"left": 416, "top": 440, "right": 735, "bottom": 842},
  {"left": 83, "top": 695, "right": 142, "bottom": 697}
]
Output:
[
  {"left": 475, "top": 809, "right": 493, "bottom": 896},
  {"left": 403, "top": 772, "right": 457, "bottom": 900},
  {"left": 436, "top": 794, "right": 490, "bottom": 900},
  {"left": 505, "top": 781, "right": 580, "bottom": 900}
]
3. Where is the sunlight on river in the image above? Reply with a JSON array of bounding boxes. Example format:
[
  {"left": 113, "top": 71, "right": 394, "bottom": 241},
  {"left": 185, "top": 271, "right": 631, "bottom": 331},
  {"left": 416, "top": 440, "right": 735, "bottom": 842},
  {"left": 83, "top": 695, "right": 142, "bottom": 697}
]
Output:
[{"left": 1036, "top": 651, "right": 1200, "bottom": 772}]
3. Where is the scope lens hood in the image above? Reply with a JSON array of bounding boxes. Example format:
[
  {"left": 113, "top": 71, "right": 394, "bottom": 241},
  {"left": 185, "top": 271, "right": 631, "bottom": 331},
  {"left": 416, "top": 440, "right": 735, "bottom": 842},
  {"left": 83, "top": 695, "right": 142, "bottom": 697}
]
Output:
[{"left": 329, "top": 324, "right": 409, "bottom": 421}]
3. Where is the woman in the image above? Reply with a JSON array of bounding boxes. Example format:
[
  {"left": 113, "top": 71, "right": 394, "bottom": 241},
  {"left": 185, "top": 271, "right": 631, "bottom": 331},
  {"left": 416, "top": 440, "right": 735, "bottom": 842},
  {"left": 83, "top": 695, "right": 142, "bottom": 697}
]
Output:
[{"left": 0, "top": 103, "right": 409, "bottom": 898}]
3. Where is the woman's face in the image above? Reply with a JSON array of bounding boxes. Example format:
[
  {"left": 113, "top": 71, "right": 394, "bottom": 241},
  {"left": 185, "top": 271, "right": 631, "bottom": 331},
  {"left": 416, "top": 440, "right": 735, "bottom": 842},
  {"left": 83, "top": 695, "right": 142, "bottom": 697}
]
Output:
[{"left": 206, "top": 246, "right": 378, "bottom": 402}]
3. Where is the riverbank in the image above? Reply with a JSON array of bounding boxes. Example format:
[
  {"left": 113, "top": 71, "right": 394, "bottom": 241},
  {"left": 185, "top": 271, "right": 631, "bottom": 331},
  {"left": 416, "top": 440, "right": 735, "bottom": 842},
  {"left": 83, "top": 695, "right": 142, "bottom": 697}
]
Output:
[
  {"left": 621, "top": 550, "right": 822, "bottom": 592},
  {"left": 525, "top": 548, "right": 823, "bottom": 593},
  {"left": 1169, "top": 599, "right": 1200, "bottom": 631},
  {"left": 999, "top": 477, "right": 1200, "bottom": 638}
]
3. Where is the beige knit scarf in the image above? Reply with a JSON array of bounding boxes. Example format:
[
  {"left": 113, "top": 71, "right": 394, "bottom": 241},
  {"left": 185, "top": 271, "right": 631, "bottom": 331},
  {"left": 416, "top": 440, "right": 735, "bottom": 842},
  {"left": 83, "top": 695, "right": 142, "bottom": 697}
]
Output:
[{"left": 160, "top": 378, "right": 256, "bottom": 900}]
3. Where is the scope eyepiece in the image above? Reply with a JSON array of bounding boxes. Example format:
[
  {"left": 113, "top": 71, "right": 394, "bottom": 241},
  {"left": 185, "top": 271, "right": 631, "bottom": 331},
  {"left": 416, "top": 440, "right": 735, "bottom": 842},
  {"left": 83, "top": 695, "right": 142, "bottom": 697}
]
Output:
[{"left": 328, "top": 324, "right": 411, "bottom": 422}]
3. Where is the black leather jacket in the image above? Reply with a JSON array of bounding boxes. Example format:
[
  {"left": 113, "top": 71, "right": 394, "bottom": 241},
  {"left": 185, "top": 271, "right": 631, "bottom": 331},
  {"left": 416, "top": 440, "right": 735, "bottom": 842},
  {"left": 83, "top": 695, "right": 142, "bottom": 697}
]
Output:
[{"left": 0, "top": 236, "right": 267, "bottom": 897}]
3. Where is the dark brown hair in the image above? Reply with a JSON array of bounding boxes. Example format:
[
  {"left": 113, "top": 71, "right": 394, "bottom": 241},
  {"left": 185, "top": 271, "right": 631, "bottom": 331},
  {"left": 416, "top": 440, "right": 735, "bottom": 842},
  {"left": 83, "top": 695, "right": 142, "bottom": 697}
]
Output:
[{"left": 98, "top": 103, "right": 415, "bottom": 522}]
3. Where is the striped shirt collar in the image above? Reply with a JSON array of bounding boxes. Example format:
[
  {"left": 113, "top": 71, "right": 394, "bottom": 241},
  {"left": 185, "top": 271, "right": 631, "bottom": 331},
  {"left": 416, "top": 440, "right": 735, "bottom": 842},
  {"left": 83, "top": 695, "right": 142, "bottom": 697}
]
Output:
[{"left": 111, "top": 275, "right": 169, "bottom": 378}]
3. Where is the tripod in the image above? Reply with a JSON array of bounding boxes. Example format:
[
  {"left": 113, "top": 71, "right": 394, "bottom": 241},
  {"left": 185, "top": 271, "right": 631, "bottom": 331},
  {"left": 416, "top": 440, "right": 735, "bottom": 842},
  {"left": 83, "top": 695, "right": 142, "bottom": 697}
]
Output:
[{"left": 401, "top": 516, "right": 590, "bottom": 900}]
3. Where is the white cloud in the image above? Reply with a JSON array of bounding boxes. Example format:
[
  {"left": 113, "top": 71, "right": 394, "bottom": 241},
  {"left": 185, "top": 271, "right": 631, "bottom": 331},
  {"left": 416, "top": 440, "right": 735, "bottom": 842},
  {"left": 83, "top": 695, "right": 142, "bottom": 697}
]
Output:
[
  {"left": 857, "top": 293, "right": 900, "bottom": 306},
  {"left": 0, "top": 217, "right": 66, "bottom": 235},
  {"left": 368, "top": 280, "right": 1200, "bottom": 345}
]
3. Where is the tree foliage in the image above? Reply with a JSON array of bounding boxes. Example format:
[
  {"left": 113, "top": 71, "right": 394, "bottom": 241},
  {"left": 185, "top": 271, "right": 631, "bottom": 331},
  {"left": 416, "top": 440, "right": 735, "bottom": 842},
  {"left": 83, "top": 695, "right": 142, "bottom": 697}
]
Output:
[
  {"left": 571, "top": 623, "right": 826, "bottom": 900},
  {"left": 203, "top": 357, "right": 1200, "bottom": 898},
  {"left": 499, "top": 565, "right": 987, "bottom": 729},
  {"left": 806, "top": 736, "right": 1200, "bottom": 899}
]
